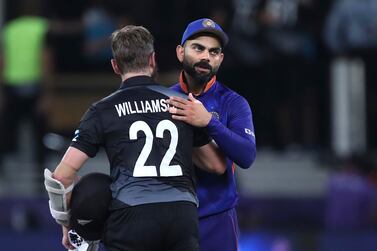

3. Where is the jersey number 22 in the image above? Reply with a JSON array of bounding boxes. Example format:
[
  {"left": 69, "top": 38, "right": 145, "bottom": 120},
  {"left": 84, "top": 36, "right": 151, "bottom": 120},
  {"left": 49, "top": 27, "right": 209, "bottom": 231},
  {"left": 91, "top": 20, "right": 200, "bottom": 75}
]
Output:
[{"left": 129, "top": 120, "right": 182, "bottom": 177}]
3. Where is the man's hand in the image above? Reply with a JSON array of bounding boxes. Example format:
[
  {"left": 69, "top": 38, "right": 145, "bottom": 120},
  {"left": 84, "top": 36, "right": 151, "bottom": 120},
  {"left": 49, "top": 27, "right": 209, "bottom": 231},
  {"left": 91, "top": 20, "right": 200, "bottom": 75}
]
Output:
[
  {"left": 62, "top": 225, "right": 75, "bottom": 250},
  {"left": 167, "top": 93, "right": 212, "bottom": 127}
]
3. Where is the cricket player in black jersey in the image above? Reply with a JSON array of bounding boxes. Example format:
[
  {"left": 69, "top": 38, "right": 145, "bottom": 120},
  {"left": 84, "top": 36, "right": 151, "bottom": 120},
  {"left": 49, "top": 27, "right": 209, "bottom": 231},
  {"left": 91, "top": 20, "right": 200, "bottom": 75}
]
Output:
[{"left": 44, "top": 25, "right": 226, "bottom": 251}]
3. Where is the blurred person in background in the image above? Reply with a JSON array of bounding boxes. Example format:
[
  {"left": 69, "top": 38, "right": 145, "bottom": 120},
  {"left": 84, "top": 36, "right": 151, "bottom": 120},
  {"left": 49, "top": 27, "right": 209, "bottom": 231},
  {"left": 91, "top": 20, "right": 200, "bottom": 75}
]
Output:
[
  {"left": 325, "top": 155, "right": 374, "bottom": 230},
  {"left": 225, "top": 0, "right": 327, "bottom": 150},
  {"left": 324, "top": 0, "right": 377, "bottom": 55},
  {"left": 168, "top": 18, "right": 257, "bottom": 251},
  {"left": 82, "top": 0, "right": 117, "bottom": 71},
  {"left": 0, "top": 0, "right": 53, "bottom": 174},
  {"left": 324, "top": 0, "right": 377, "bottom": 150},
  {"left": 82, "top": 0, "right": 132, "bottom": 72}
]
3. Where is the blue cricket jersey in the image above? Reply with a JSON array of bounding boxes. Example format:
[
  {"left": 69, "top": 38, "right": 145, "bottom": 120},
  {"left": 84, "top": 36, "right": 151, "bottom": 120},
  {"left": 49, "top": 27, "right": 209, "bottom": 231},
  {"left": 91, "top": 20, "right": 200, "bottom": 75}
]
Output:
[{"left": 171, "top": 72, "right": 257, "bottom": 218}]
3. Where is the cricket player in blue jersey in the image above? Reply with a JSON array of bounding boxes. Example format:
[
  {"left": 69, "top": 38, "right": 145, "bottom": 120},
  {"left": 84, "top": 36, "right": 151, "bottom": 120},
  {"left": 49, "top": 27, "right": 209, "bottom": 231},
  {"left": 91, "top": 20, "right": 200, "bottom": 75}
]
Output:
[{"left": 168, "top": 18, "right": 257, "bottom": 251}]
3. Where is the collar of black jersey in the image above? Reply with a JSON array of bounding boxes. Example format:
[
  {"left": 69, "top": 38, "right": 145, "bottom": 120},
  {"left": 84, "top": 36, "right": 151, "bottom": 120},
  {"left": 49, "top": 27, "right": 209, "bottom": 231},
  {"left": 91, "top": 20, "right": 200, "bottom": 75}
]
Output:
[{"left": 119, "top": 75, "right": 155, "bottom": 89}]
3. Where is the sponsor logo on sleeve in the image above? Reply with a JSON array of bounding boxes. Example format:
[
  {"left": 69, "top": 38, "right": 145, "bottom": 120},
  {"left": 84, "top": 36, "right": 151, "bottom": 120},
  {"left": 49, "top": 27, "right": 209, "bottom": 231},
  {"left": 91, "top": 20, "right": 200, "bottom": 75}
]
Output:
[
  {"left": 245, "top": 128, "right": 255, "bottom": 137},
  {"left": 72, "top": 129, "right": 80, "bottom": 142}
]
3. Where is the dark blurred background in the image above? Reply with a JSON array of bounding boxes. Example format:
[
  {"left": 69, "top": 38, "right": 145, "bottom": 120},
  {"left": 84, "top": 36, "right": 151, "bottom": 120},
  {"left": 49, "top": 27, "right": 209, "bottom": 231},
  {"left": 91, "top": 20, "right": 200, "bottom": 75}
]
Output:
[{"left": 1, "top": 0, "right": 377, "bottom": 250}]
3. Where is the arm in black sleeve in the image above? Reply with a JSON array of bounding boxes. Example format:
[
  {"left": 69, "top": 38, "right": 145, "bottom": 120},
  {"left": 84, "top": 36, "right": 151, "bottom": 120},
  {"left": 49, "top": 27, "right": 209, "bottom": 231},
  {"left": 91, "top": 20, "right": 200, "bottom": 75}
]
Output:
[{"left": 70, "top": 105, "right": 103, "bottom": 157}]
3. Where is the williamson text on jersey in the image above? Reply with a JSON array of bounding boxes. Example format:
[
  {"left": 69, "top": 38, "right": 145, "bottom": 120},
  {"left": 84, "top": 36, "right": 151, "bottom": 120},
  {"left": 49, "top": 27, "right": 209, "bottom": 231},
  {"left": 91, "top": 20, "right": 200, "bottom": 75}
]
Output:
[{"left": 115, "top": 99, "right": 170, "bottom": 117}]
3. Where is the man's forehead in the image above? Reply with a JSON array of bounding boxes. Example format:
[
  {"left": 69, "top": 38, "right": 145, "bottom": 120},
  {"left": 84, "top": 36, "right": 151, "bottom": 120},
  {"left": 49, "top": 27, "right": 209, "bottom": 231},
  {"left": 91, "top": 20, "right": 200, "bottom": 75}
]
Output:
[{"left": 186, "top": 35, "right": 222, "bottom": 48}]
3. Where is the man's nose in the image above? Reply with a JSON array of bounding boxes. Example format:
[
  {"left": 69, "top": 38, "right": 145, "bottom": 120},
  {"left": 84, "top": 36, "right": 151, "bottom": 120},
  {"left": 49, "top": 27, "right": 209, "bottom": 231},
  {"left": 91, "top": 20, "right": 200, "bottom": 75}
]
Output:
[{"left": 200, "top": 50, "right": 210, "bottom": 61}]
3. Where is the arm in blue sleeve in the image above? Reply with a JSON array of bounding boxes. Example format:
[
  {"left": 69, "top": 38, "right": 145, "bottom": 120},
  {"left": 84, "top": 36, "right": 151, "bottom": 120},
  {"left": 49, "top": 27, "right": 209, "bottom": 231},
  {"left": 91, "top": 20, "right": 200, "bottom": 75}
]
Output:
[{"left": 206, "top": 95, "right": 256, "bottom": 169}]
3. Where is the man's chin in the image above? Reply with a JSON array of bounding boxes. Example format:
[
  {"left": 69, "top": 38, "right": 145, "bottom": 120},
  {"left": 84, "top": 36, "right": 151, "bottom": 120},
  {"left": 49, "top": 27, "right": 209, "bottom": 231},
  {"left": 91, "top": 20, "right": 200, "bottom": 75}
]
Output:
[
  {"left": 193, "top": 70, "right": 210, "bottom": 78},
  {"left": 194, "top": 74, "right": 212, "bottom": 84}
]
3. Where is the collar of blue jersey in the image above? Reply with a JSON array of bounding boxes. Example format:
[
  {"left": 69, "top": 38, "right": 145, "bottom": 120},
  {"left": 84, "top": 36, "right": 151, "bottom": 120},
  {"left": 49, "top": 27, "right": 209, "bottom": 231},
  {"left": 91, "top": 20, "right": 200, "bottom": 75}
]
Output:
[
  {"left": 179, "top": 71, "right": 216, "bottom": 95},
  {"left": 120, "top": 75, "right": 155, "bottom": 89}
]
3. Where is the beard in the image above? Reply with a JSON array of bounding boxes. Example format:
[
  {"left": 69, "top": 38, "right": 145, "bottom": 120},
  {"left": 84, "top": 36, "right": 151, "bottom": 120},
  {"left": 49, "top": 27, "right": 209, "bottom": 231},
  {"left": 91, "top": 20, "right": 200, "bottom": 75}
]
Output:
[{"left": 182, "top": 58, "right": 218, "bottom": 86}]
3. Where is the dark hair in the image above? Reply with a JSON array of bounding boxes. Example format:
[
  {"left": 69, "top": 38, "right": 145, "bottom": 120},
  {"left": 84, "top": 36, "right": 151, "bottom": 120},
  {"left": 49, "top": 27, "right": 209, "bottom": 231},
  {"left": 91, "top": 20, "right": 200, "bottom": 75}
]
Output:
[{"left": 111, "top": 25, "right": 154, "bottom": 74}]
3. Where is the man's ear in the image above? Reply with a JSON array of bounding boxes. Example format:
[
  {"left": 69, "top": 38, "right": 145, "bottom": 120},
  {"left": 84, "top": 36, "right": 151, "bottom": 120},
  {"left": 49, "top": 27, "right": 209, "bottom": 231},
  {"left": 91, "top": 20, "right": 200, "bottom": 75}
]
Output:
[
  {"left": 219, "top": 52, "right": 224, "bottom": 65},
  {"left": 149, "top": 52, "right": 156, "bottom": 69},
  {"left": 111, "top": 59, "right": 122, "bottom": 75},
  {"left": 176, "top": 45, "right": 184, "bottom": 63}
]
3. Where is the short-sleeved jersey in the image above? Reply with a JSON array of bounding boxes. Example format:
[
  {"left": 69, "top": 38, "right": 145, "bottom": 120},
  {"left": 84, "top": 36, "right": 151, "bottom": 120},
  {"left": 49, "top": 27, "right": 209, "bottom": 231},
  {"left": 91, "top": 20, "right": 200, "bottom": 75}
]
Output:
[{"left": 71, "top": 76, "right": 209, "bottom": 207}]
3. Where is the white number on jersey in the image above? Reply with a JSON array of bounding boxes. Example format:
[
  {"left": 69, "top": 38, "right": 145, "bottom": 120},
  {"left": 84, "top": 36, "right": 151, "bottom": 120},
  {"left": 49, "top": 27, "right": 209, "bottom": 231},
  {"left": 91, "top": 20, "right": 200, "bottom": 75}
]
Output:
[{"left": 129, "top": 120, "right": 182, "bottom": 177}]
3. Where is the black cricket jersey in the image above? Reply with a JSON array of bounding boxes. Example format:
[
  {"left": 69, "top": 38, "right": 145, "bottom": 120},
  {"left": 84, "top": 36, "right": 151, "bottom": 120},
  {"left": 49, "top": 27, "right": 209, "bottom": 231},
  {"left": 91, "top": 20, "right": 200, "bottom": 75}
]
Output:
[{"left": 70, "top": 76, "right": 209, "bottom": 208}]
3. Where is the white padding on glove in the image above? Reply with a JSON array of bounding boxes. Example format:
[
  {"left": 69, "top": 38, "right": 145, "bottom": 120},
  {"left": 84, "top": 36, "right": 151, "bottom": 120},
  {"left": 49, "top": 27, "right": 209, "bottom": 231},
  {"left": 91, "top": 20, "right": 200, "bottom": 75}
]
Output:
[{"left": 44, "top": 168, "right": 74, "bottom": 226}]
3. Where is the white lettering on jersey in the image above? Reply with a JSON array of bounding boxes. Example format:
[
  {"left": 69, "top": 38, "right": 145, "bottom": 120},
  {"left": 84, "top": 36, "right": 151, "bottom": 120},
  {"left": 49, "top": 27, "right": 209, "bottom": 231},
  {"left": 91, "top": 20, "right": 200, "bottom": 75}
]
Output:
[
  {"left": 150, "top": 99, "right": 161, "bottom": 112},
  {"left": 160, "top": 99, "right": 168, "bottom": 112},
  {"left": 145, "top": 101, "right": 153, "bottom": 113},
  {"left": 115, "top": 103, "right": 127, "bottom": 117},
  {"left": 134, "top": 101, "right": 142, "bottom": 113},
  {"left": 115, "top": 99, "right": 170, "bottom": 117},
  {"left": 128, "top": 101, "right": 136, "bottom": 114}
]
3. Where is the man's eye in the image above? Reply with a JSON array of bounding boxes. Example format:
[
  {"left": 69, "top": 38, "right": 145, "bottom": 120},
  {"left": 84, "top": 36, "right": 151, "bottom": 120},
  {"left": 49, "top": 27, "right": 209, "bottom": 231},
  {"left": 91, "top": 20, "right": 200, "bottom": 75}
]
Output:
[
  {"left": 210, "top": 49, "right": 221, "bottom": 56},
  {"left": 193, "top": 46, "right": 203, "bottom": 52}
]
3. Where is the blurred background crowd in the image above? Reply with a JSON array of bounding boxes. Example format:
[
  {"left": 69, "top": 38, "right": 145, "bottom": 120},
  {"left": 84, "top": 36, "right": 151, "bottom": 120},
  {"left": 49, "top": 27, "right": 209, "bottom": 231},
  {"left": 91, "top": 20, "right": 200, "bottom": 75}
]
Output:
[{"left": 1, "top": 0, "right": 377, "bottom": 250}]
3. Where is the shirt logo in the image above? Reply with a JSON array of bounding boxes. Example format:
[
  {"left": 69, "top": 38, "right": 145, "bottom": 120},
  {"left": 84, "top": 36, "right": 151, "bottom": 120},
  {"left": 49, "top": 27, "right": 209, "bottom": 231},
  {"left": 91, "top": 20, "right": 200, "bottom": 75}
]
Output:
[
  {"left": 77, "top": 219, "right": 92, "bottom": 226},
  {"left": 245, "top": 128, "right": 255, "bottom": 137},
  {"left": 72, "top": 129, "right": 80, "bottom": 142}
]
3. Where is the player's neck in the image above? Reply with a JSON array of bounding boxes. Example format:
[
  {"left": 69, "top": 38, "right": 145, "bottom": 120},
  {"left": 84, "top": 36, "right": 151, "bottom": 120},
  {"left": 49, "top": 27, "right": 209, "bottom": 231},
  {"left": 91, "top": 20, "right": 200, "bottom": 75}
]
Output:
[
  {"left": 183, "top": 72, "right": 206, "bottom": 95},
  {"left": 122, "top": 71, "right": 152, "bottom": 82}
]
